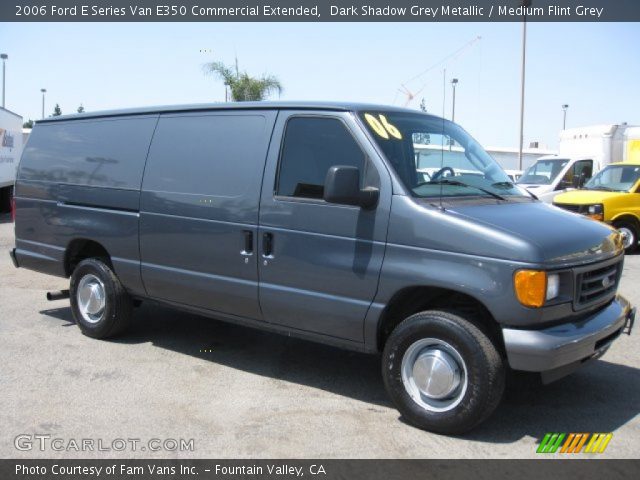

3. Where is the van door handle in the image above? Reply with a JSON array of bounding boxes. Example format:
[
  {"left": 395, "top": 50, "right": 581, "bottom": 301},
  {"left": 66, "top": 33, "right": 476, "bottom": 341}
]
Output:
[
  {"left": 241, "top": 230, "right": 253, "bottom": 256},
  {"left": 262, "top": 232, "right": 274, "bottom": 258}
]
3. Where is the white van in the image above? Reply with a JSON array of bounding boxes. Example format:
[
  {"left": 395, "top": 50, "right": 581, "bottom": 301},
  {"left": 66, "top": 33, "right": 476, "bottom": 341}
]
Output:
[{"left": 517, "top": 155, "right": 598, "bottom": 203}]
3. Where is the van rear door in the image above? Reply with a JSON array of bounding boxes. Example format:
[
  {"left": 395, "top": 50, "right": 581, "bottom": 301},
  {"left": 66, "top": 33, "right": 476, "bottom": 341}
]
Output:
[
  {"left": 256, "top": 111, "right": 391, "bottom": 343},
  {"left": 139, "top": 110, "right": 277, "bottom": 320}
]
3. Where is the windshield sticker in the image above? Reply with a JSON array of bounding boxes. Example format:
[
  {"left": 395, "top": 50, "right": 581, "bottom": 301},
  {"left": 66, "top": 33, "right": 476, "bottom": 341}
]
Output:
[
  {"left": 364, "top": 113, "right": 402, "bottom": 140},
  {"left": 380, "top": 115, "right": 402, "bottom": 139}
]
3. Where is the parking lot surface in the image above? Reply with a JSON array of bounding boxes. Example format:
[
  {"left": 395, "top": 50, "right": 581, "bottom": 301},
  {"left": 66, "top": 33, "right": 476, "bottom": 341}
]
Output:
[{"left": 1, "top": 215, "right": 638, "bottom": 459}]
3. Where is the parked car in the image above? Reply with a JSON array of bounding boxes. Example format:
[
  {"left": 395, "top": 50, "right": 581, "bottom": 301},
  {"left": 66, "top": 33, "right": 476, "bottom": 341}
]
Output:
[
  {"left": 10, "top": 102, "right": 635, "bottom": 434},
  {"left": 517, "top": 155, "right": 598, "bottom": 203},
  {"left": 554, "top": 161, "right": 640, "bottom": 253}
]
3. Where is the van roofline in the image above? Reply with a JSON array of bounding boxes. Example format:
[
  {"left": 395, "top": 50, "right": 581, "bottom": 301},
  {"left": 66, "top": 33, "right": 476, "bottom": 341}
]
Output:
[
  {"left": 609, "top": 161, "right": 640, "bottom": 166},
  {"left": 36, "top": 101, "right": 441, "bottom": 123},
  {"left": 535, "top": 155, "right": 594, "bottom": 161}
]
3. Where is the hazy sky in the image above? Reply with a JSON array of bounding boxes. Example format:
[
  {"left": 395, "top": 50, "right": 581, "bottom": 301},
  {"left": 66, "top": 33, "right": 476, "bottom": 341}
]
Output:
[{"left": 1, "top": 21, "right": 638, "bottom": 148}]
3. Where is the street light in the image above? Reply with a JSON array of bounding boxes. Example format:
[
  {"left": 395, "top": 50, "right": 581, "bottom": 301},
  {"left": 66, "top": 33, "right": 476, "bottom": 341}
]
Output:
[
  {"left": 451, "top": 78, "right": 459, "bottom": 122},
  {"left": 40, "top": 88, "right": 47, "bottom": 119},
  {"left": 562, "top": 104, "right": 569, "bottom": 130},
  {"left": 518, "top": 0, "right": 532, "bottom": 170},
  {"left": 1, "top": 53, "right": 8, "bottom": 108}
]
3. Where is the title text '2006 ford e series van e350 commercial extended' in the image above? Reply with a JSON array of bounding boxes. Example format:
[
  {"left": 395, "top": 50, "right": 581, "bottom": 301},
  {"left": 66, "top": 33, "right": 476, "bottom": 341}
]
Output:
[{"left": 9, "top": 103, "right": 636, "bottom": 434}]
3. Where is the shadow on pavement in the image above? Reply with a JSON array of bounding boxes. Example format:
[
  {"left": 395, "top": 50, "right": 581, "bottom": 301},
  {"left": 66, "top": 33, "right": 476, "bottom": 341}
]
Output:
[
  {"left": 467, "top": 358, "right": 640, "bottom": 443},
  {"left": 40, "top": 302, "right": 640, "bottom": 440},
  {"left": 40, "top": 302, "right": 390, "bottom": 408}
]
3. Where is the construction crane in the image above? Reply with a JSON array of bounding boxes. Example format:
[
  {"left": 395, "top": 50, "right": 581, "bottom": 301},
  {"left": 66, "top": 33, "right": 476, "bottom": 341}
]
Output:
[{"left": 397, "top": 36, "right": 482, "bottom": 108}]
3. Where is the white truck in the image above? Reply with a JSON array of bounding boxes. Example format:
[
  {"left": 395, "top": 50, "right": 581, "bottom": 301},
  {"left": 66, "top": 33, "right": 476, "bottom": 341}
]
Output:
[
  {"left": 0, "top": 107, "right": 23, "bottom": 213},
  {"left": 517, "top": 124, "right": 640, "bottom": 203}
]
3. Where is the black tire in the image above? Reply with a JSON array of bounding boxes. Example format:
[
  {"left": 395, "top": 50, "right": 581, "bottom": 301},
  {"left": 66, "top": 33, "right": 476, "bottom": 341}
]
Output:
[
  {"left": 382, "top": 310, "right": 505, "bottom": 434},
  {"left": 69, "top": 258, "right": 132, "bottom": 339},
  {"left": 613, "top": 220, "right": 638, "bottom": 254}
]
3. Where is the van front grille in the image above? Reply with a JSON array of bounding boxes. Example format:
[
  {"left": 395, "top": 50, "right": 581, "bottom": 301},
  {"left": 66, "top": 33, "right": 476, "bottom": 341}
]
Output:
[
  {"left": 554, "top": 203, "right": 582, "bottom": 213},
  {"left": 575, "top": 260, "right": 622, "bottom": 309}
]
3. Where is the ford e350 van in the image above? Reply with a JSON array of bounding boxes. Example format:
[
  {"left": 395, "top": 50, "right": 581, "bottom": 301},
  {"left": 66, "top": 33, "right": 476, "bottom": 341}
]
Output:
[{"left": 10, "top": 103, "right": 636, "bottom": 434}]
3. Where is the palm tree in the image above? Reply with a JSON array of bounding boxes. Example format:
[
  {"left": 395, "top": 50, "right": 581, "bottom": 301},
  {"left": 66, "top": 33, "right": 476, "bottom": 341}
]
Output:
[{"left": 204, "top": 60, "right": 282, "bottom": 102}]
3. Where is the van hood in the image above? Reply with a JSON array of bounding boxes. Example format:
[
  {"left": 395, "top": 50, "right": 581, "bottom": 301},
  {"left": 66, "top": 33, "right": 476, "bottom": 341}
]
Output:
[
  {"left": 553, "top": 189, "right": 628, "bottom": 205},
  {"left": 448, "top": 200, "right": 622, "bottom": 266}
]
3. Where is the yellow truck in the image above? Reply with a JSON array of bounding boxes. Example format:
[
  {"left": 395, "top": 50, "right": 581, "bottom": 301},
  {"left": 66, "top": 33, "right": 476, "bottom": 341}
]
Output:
[{"left": 554, "top": 161, "right": 640, "bottom": 253}]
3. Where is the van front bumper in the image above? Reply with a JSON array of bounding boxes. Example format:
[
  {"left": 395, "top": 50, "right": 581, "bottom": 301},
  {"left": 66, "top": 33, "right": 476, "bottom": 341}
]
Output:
[
  {"left": 502, "top": 295, "right": 634, "bottom": 383},
  {"left": 9, "top": 248, "right": 19, "bottom": 268}
]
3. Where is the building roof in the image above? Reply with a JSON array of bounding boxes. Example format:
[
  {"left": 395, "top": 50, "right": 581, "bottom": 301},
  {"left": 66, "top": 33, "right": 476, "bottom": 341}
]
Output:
[
  {"left": 37, "top": 101, "right": 434, "bottom": 123},
  {"left": 0, "top": 106, "right": 23, "bottom": 120}
]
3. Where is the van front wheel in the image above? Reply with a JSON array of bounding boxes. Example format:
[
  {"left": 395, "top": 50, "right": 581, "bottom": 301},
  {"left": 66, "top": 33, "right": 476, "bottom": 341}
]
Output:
[
  {"left": 614, "top": 220, "right": 638, "bottom": 254},
  {"left": 382, "top": 310, "right": 505, "bottom": 434},
  {"left": 70, "top": 258, "right": 132, "bottom": 339}
]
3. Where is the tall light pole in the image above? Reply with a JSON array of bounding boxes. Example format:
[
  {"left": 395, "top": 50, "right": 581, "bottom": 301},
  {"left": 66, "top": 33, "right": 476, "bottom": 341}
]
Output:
[
  {"left": 451, "top": 78, "right": 459, "bottom": 122},
  {"left": 41, "top": 88, "right": 47, "bottom": 119},
  {"left": 1, "top": 54, "right": 8, "bottom": 108},
  {"left": 562, "top": 104, "right": 569, "bottom": 130},
  {"left": 518, "top": 0, "right": 532, "bottom": 170}
]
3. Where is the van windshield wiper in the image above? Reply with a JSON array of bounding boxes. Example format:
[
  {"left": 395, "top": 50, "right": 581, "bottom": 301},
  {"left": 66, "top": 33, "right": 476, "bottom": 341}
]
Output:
[
  {"left": 422, "top": 179, "right": 506, "bottom": 201},
  {"left": 590, "top": 186, "right": 615, "bottom": 191},
  {"left": 492, "top": 181, "right": 538, "bottom": 200}
]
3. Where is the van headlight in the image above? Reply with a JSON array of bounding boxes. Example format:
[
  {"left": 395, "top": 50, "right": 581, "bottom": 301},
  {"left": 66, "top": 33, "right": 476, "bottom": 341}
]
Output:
[
  {"left": 546, "top": 273, "right": 560, "bottom": 300},
  {"left": 586, "top": 204, "right": 604, "bottom": 221},
  {"left": 514, "top": 271, "right": 560, "bottom": 307}
]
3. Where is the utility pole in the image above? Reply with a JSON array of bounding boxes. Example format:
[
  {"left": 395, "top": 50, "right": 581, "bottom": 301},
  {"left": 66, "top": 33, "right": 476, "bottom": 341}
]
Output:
[
  {"left": 1, "top": 54, "right": 7, "bottom": 108},
  {"left": 450, "top": 78, "right": 459, "bottom": 122},
  {"left": 562, "top": 104, "right": 569, "bottom": 130},
  {"left": 41, "top": 88, "right": 47, "bottom": 119},
  {"left": 518, "top": 0, "right": 532, "bottom": 170}
]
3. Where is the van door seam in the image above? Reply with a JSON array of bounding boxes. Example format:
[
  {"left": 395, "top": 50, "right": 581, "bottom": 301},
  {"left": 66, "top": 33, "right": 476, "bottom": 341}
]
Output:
[
  {"left": 256, "top": 110, "right": 281, "bottom": 320},
  {"left": 137, "top": 113, "right": 161, "bottom": 296}
]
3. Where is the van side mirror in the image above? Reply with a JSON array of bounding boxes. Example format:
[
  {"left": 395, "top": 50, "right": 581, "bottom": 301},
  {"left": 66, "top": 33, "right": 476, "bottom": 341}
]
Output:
[{"left": 323, "top": 166, "right": 379, "bottom": 209}]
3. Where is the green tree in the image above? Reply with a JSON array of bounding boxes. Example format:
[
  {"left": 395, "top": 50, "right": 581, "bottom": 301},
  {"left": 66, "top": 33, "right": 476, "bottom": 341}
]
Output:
[
  {"left": 23, "top": 119, "right": 34, "bottom": 128},
  {"left": 77, "top": 104, "right": 85, "bottom": 113},
  {"left": 52, "top": 104, "right": 62, "bottom": 116},
  {"left": 203, "top": 60, "right": 282, "bottom": 102}
]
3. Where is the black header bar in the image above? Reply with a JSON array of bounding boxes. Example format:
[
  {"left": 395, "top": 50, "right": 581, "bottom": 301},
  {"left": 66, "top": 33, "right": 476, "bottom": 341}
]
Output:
[
  {"left": 2, "top": 459, "right": 640, "bottom": 480},
  {"left": 2, "top": 0, "right": 640, "bottom": 22}
]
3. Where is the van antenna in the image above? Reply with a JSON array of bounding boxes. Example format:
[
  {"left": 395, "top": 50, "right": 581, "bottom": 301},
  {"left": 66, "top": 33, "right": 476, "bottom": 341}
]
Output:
[{"left": 439, "top": 68, "right": 446, "bottom": 210}]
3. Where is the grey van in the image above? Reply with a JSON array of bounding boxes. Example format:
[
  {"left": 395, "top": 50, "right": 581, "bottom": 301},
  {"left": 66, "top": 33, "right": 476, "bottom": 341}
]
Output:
[{"left": 10, "top": 103, "right": 635, "bottom": 434}]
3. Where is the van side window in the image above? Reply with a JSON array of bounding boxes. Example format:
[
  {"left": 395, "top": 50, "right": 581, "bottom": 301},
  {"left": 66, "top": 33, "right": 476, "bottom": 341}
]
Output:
[
  {"left": 558, "top": 159, "right": 593, "bottom": 189},
  {"left": 276, "top": 117, "right": 365, "bottom": 199},
  {"left": 574, "top": 160, "right": 593, "bottom": 181},
  {"left": 143, "top": 114, "right": 267, "bottom": 197}
]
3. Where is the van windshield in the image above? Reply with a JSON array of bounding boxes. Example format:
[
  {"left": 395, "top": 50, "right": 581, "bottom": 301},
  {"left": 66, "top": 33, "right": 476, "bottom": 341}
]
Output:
[
  {"left": 584, "top": 164, "right": 640, "bottom": 192},
  {"left": 359, "top": 111, "right": 526, "bottom": 199},
  {"left": 517, "top": 159, "right": 569, "bottom": 185}
]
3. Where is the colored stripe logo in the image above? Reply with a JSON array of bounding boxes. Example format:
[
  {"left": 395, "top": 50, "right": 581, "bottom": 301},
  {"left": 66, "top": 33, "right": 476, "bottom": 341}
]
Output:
[{"left": 537, "top": 433, "right": 613, "bottom": 454}]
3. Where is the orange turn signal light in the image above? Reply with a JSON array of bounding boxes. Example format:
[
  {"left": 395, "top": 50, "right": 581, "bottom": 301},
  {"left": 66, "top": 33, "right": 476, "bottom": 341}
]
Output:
[{"left": 514, "top": 270, "right": 547, "bottom": 308}]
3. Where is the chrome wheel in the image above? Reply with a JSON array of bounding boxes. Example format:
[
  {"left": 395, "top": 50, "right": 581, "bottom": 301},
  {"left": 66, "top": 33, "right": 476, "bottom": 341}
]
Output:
[
  {"left": 77, "top": 274, "right": 106, "bottom": 324},
  {"left": 401, "top": 338, "right": 468, "bottom": 412},
  {"left": 618, "top": 227, "right": 635, "bottom": 250}
]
